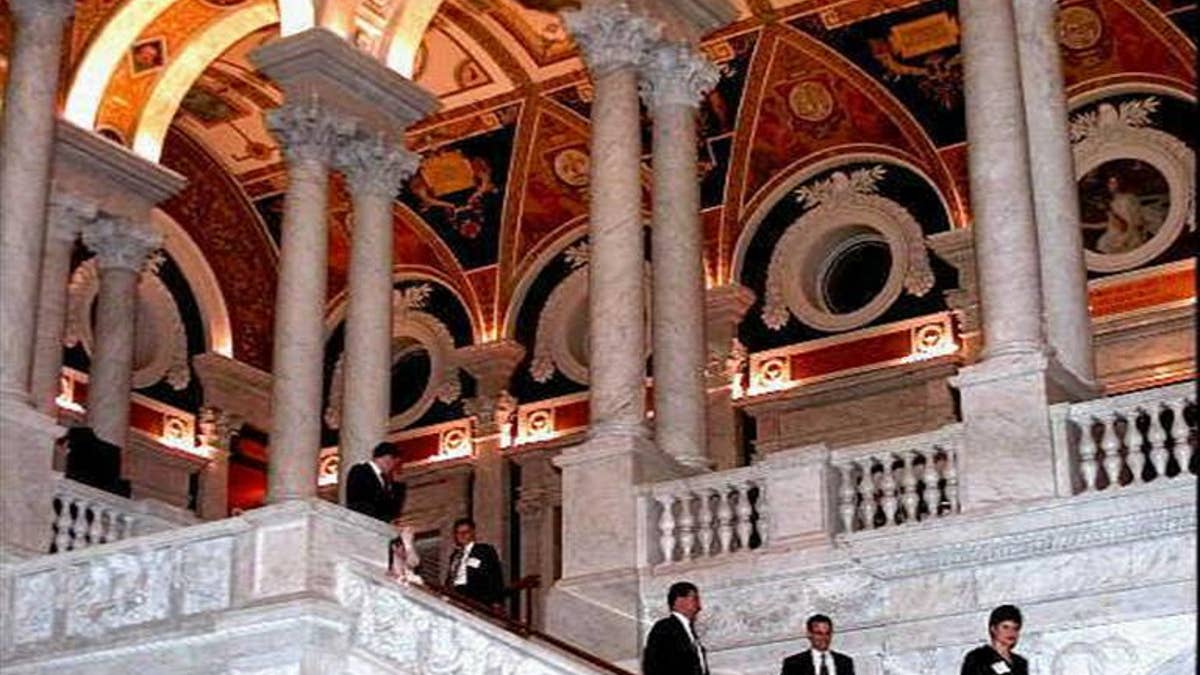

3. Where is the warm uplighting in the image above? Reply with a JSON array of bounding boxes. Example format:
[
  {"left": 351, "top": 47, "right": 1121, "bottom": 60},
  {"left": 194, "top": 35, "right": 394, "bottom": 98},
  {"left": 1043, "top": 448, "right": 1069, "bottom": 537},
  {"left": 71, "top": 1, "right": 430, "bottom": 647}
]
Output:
[
  {"left": 64, "top": 0, "right": 179, "bottom": 128},
  {"left": 384, "top": 0, "right": 446, "bottom": 77},
  {"left": 134, "top": 2, "right": 278, "bottom": 161},
  {"left": 278, "top": 0, "right": 317, "bottom": 37}
]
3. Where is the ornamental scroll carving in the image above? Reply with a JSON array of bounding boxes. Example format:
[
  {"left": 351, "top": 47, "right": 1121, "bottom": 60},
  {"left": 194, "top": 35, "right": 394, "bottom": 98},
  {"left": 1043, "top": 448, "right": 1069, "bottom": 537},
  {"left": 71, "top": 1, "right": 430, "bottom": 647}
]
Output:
[
  {"left": 1069, "top": 96, "right": 1195, "bottom": 273},
  {"left": 529, "top": 241, "right": 652, "bottom": 385},
  {"left": 65, "top": 255, "right": 192, "bottom": 391},
  {"left": 325, "top": 284, "right": 463, "bottom": 431},
  {"left": 5, "top": 538, "right": 234, "bottom": 653},
  {"left": 336, "top": 566, "right": 573, "bottom": 675},
  {"left": 762, "top": 166, "right": 935, "bottom": 333}
]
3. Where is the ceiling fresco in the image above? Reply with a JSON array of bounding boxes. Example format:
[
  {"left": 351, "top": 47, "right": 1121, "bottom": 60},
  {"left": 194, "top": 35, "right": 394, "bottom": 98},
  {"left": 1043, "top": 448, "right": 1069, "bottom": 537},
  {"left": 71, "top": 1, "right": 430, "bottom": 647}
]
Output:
[{"left": 1, "top": 0, "right": 1194, "bottom": 435}]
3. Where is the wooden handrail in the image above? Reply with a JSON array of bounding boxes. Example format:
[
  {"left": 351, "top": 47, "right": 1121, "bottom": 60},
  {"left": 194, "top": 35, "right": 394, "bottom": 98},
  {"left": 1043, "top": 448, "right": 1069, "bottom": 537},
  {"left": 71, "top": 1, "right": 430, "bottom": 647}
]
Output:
[{"left": 411, "top": 581, "right": 636, "bottom": 675}]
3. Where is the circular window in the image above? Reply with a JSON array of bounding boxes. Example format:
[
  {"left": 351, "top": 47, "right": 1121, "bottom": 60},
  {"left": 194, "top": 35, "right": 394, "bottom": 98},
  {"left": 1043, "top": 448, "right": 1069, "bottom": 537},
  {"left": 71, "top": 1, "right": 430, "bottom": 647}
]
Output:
[
  {"left": 819, "top": 233, "right": 893, "bottom": 315},
  {"left": 389, "top": 340, "right": 432, "bottom": 417}
]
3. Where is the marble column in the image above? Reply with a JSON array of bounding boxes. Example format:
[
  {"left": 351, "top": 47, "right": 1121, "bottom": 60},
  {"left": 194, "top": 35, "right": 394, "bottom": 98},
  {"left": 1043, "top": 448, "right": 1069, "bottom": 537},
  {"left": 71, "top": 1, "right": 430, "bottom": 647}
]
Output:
[
  {"left": 262, "top": 99, "right": 342, "bottom": 503},
  {"left": 1014, "top": 0, "right": 1098, "bottom": 396},
  {"left": 0, "top": 0, "right": 74, "bottom": 404},
  {"left": 952, "top": 0, "right": 1058, "bottom": 508},
  {"left": 460, "top": 340, "right": 526, "bottom": 567},
  {"left": 959, "top": 0, "right": 1045, "bottom": 361},
  {"left": 642, "top": 42, "right": 719, "bottom": 471},
  {"left": 30, "top": 199, "right": 93, "bottom": 415},
  {"left": 704, "top": 284, "right": 755, "bottom": 470},
  {"left": 335, "top": 134, "right": 420, "bottom": 500},
  {"left": 80, "top": 217, "right": 162, "bottom": 450},
  {"left": 564, "top": 3, "right": 661, "bottom": 443},
  {"left": 197, "top": 406, "right": 241, "bottom": 520},
  {"left": 514, "top": 450, "right": 561, "bottom": 630}
]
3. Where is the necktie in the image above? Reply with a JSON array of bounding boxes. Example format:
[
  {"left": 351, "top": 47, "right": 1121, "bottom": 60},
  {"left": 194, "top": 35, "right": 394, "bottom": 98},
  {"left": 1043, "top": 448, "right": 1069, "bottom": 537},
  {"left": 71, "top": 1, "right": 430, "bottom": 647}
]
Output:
[
  {"left": 819, "top": 653, "right": 829, "bottom": 675},
  {"left": 448, "top": 548, "right": 463, "bottom": 584}
]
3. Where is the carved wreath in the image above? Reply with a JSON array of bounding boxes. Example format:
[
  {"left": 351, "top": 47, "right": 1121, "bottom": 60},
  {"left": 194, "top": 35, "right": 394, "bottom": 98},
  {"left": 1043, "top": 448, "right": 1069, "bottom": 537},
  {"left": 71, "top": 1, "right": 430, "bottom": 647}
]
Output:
[
  {"left": 762, "top": 166, "right": 935, "bottom": 333},
  {"left": 65, "top": 258, "right": 192, "bottom": 390},
  {"left": 325, "top": 285, "right": 462, "bottom": 431},
  {"left": 1070, "top": 96, "right": 1196, "bottom": 273}
]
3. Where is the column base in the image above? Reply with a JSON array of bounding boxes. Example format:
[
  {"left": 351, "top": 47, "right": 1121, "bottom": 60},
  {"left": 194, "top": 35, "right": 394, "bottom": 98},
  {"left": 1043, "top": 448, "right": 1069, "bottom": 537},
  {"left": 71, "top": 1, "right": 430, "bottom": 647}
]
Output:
[
  {"left": 1, "top": 398, "right": 63, "bottom": 555},
  {"left": 951, "top": 351, "right": 1060, "bottom": 510},
  {"left": 1045, "top": 354, "right": 1103, "bottom": 403}
]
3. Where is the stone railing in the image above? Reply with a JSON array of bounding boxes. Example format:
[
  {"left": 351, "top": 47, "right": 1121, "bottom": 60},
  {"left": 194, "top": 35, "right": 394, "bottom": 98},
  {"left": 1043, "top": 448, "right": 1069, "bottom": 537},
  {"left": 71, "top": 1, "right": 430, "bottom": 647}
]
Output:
[
  {"left": 50, "top": 477, "right": 197, "bottom": 553},
  {"left": 638, "top": 465, "right": 767, "bottom": 566},
  {"left": 1053, "top": 381, "right": 1196, "bottom": 496},
  {"left": 830, "top": 425, "right": 962, "bottom": 534}
]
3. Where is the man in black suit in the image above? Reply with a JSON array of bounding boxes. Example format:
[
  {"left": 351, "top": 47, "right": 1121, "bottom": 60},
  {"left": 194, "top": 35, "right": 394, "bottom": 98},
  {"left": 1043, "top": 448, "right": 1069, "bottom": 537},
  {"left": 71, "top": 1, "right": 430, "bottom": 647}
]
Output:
[
  {"left": 344, "top": 442, "right": 405, "bottom": 522},
  {"left": 445, "top": 517, "right": 504, "bottom": 608},
  {"left": 642, "top": 581, "right": 709, "bottom": 675},
  {"left": 780, "top": 614, "right": 855, "bottom": 675}
]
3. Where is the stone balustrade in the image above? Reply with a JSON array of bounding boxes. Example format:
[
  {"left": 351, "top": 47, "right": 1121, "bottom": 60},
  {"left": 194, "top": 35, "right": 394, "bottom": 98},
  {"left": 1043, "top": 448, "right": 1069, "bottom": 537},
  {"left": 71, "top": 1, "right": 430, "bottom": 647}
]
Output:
[
  {"left": 2, "top": 499, "right": 623, "bottom": 673},
  {"left": 49, "top": 477, "right": 197, "bottom": 553},
  {"left": 1053, "top": 381, "right": 1196, "bottom": 496},
  {"left": 830, "top": 425, "right": 962, "bottom": 534},
  {"left": 639, "top": 464, "right": 767, "bottom": 566}
]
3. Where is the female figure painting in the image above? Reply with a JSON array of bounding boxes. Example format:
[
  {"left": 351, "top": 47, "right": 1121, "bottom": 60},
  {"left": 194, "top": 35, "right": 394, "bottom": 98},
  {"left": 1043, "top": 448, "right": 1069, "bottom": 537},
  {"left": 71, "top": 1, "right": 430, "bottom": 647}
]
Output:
[{"left": 1078, "top": 159, "right": 1169, "bottom": 256}]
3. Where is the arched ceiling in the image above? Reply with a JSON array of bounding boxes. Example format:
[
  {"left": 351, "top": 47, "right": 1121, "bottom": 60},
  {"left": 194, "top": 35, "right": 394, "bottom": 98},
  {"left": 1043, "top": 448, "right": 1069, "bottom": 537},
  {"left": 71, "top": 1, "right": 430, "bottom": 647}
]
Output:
[{"left": 0, "top": 0, "right": 1193, "bottom": 362}]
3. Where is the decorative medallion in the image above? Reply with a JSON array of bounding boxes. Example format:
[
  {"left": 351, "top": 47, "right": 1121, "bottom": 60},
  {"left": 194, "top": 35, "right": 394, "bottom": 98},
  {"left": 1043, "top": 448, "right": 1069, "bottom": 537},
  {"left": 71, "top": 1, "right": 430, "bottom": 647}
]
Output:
[
  {"left": 787, "top": 80, "right": 835, "bottom": 123},
  {"left": 552, "top": 147, "right": 590, "bottom": 188},
  {"left": 129, "top": 37, "right": 167, "bottom": 77}
]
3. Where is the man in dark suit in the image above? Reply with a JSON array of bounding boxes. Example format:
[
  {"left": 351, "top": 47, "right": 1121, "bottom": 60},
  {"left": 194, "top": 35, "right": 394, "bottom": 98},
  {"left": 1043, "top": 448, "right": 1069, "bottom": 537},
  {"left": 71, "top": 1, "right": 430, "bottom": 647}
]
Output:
[
  {"left": 642, "top": 581, "right": 709, "bottom": 675},
  {"left": 780, "top": 614, "right": 855, "bottom": 675},
  {"left": 445, "top": 517, "right": 504, "bottom": 608},
  {"left": 345, "top": 442, "right": 405, "bottom": 522}
]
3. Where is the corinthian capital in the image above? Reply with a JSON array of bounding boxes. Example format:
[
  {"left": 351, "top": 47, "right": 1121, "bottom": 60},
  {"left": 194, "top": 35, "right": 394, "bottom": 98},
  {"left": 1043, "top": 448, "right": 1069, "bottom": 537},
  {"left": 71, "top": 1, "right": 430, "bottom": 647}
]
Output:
[
  {"left": 265, "top": 96, "right": 351, "bottom": 166},
  {"left": 563, "top": 3, "right": 662, "bottom": 76},
  {"left": 640, "top": 42, "right": 720, "bottom": 110},
  {"left": 335, "top": 132, "right": 422, "bottom": 198},
  {"left": 81, "top": 216, "right": 162, "bottom": 272}
]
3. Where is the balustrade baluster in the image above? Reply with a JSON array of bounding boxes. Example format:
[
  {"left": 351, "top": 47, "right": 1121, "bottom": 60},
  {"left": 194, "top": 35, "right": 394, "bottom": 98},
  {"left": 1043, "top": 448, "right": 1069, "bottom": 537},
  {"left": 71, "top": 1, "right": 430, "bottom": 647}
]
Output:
[
  {"left": 1125, "top": 410, "right": 1147, "bottom": 485},
  {"left": 53, "top": 496, "right": 72, "bottom": 552},
  {"left": 696, "top": 489, "right": 715, "bottom": 557},
  {"left": 1169, "top": 398, "right": 1194, "bottom": 474},
  {"left": 1077, "top": 417, "right": 1100, "bottom": 492},
  {"left": 733, "top": 482, "right": 754, "bottom": 549},
  {"left": 655, "top": 494, "right": 677, "bottom": 564},
  {"left": 86, "top": 503, "right": 105, "bottom": 546},
  {"left": 753, "top": 481, "right": 767, "bottom": 547},
  {"left": 916, "top": 452, "right": 933, "bottom": 522},
  {"left": 857, "top": 461, "right": 877, "bottom": 528},
  {"left": 1146, "top": 404, "right": 1169, "bottom": 480},
  {"left": 715, "top": 488, "right": 734, "bottom": 553},
  {"left": 879, "top": 456, "right": 899, "bottom": 526},
  {"left": 117, "top": 513, "right": 135, "bottom": 540},
  {"left": 943, "top": 452, "right": 959, "bottom": 515},
  {"left": 900, "top": 452, "right": 919, "bottom": 524},
  {"left": 1100, "top": 414, "right": 1124, "bottom": 489},
  {"left": 837, "top": 464, "right": 857, "bottom": 533},
  {"left": 677, "top": 492, "right": 697, "bottom": 561}
]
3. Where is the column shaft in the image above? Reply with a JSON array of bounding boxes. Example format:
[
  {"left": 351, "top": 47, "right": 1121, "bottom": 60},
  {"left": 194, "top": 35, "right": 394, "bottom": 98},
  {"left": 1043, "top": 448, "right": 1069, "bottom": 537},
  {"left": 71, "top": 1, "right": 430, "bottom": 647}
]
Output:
[
  {"left": 960, "top": 0, "right": 1045, "bottom": 359},
  {"left": 588, "top": 65, "right": 648, "bottom": 437},
  {"left": 0, "top": 1, "right": 73, "bottom": 401},
  {"left": 645, "top": 44, "right": 718, "bottom": 469},
  {"left": 81, "top": 219, "right": 160, "bottom": 450},
  {"left": 336, "top": 138, "right": 417, "bottom": 497},
  {"left": 31, "top": 207, "right": 84, "bottom": 414},
  {"left": 1015, "top": 0, "right": 1097, "bottom": 387},
  {"left": 264, "top": 102, "right": 338, "bottom": 503}
]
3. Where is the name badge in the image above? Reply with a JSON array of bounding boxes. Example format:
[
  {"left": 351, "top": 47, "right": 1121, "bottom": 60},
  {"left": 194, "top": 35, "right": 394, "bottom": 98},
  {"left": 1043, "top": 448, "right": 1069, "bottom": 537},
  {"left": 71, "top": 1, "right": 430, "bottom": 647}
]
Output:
[
  {"left": 467, "top": 558, "right": 481, "bottom": 569},
  {"left": 991, "top": 661, "right": 1011, "bottom": 674}
]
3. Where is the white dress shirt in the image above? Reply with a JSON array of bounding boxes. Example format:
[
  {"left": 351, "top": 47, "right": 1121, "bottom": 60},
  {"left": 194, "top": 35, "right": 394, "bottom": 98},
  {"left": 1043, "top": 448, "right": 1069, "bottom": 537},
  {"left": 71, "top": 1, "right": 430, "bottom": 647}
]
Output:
[
  {"left": 811, "top": 649, "right": 838, "bottom": 675},
  {"left": 452, "top": 541, "right": 474, "bottom": 586}
]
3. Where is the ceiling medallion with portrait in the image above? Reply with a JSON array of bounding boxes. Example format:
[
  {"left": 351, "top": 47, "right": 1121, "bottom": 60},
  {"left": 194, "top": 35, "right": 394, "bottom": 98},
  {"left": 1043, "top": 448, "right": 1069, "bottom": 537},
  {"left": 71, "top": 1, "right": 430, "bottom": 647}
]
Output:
[{"left": 1070, "top": 97, "right": 1195, "bottom": 273}]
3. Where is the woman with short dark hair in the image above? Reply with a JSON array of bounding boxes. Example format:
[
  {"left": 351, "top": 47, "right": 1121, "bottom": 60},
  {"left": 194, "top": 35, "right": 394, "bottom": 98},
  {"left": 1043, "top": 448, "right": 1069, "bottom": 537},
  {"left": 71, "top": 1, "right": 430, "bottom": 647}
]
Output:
[{"left": 960, "top": 605, "right": 1029, "bottom": 675}]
